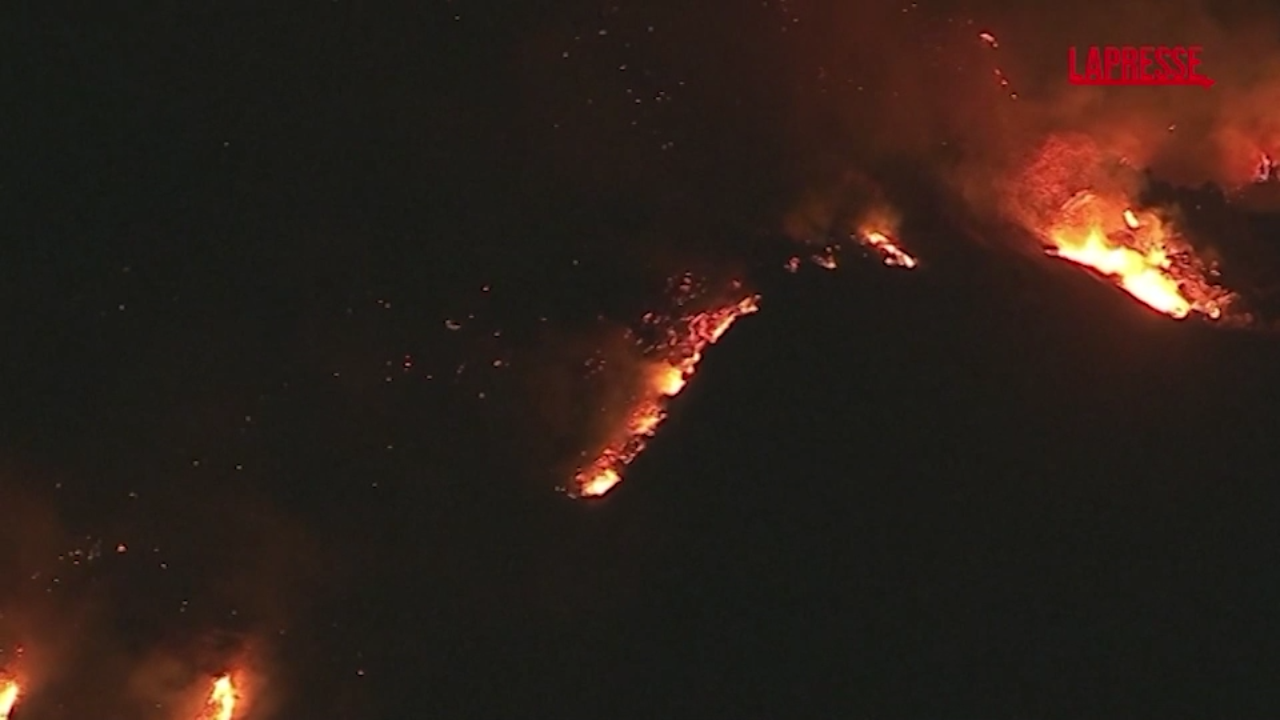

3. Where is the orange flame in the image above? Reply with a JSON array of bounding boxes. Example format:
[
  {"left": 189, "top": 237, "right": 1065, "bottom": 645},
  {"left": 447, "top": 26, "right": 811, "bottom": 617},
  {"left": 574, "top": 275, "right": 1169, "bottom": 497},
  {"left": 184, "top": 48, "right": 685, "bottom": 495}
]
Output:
[
  {"left": 653, "top": 363, "right": 687, "bottom": 396},
  {"left": 198, "top": 674, "right": 238, "bottom": 720},
  {"left": 0, "top": 679, "right": 18, "bottom": 720},
  {"left": 1255, "top": 153, "right": 1276, "bottom": 183},
  {"left": 1043, "top": 191, "right": 1230, "bottom": 319},
  {"left": 851, "top": 207, "right": 916, "bottom": 268},
  {"left": 573, "top": 294, "right": 760, "bottom": 498},
  {"left": 860, "top": 230, "right": 918, "bottom": 268},
  {"left": 810, "top": 249, "right": 839, "bottom": 269}
]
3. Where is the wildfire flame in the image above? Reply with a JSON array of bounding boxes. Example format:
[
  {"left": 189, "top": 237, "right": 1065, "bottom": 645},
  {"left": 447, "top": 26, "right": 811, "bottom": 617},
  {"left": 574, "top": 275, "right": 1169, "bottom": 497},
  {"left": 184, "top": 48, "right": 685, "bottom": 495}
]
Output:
[
  {"left": 0, "top": 679, "right": 18, "bottom": 720},
  {"left": 811, "top": 249, "right": 839, "bottom": 269},
  {"left": 857, "top": 228, "right": 918, "bottom": 268},
  {"left": 198, "top": 674, "right": 239, "bottom": 720},
  {"left": 1043, "top": 191, "right": 1230, "bottom": 319},
  {"left": 572, "top": 293, "right": 760, "bottom": 498},
  {"left": 1255, "top": 153, "right": 1276, "bottom": 183}
]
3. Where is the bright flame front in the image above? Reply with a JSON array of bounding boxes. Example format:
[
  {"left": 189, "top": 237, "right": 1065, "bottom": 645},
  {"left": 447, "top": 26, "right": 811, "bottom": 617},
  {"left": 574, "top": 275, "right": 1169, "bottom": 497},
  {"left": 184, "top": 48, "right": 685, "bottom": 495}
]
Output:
[
  {"left": 572, "top": 294, "right": 760, "bottom": 498},
  {"left": 858, "top": 229, "right": 918, "bottom": 268},
  {"left": 1043, "top": 191, "right": 1230, "bottom": 319},
  {"left": 198, "top": 674, "right": 238, "bottom": 720},
  {"left": 853, "top": 207, "right": 917, "bottom": 269},
  {"left": 0, "top": 679, "right": 18, "bottom": 720}
]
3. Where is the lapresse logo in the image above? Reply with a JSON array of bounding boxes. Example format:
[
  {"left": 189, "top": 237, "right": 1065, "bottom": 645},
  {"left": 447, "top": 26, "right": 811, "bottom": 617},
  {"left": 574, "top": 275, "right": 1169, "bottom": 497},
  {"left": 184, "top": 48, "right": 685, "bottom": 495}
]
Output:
[{"left": 1068, "top": 45, "right": 1215, "bottom": 88}]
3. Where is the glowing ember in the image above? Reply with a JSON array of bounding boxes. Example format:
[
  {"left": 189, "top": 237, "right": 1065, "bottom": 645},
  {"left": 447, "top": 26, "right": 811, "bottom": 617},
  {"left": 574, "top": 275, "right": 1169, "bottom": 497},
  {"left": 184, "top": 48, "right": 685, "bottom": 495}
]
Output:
[
  {"left": 572, "top": 293, "right": 760, "bottom": 498},
  {"left": 1043, "top": 191, "right": 1230, "bottom": 319},
  {"left": 0, "top": 679, "right": 18, "bottom": 720},
  {"left": 1255, "top": 153, "right": 1276, "bottom": 182},
  {"left": 654, "top": 363, "right": 687, "bottom": 396},
  {"left": 978, "top": 31, "right": 998, "bottom": 48},
  {"left": 578, "top": 467, "right": 621, "bottom": 497},
  {"left": 198, "top": 674, "right": 239, "bottom": 720},
  {"left": 857, "top": 229, "right": 918, "bottom": 268},
  {"left": 811, "top": 250, "right": 839, "bottom": 269}
]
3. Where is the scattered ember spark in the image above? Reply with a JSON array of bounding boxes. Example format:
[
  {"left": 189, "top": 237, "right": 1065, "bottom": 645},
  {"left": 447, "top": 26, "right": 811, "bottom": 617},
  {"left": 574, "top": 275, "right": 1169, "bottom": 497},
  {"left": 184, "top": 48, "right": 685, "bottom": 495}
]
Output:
[
  {"left": 993, "top": 67, "right": 1018, "bottom": 99},
  {"left": 572, "top": 293, "right": 760, "bottom": 498},
  {"left": 784, "top": 256, "right": 800, "bottom": 272},
  {"left": 976, "top": 29, "right": 1017, "bottom": 98},
  {"left": 198, "top": 674, "right": 239, "bottom": 720},
  {"left": 1043, "top": 191, "right": 1232, "bottom": 319},
  {"left": 0, "top": 679, "right": 18, "bottom": 720},
  {"left": 855, "top": 227, "right": 918, "bottom": 268}
]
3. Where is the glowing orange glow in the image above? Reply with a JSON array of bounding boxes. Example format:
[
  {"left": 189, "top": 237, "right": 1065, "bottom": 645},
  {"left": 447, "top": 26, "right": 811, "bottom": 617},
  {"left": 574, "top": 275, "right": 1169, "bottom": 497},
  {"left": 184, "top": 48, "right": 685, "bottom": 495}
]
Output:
[
  {"left": 628, "top": 405, "right": 663, "bottom": 436},
  {"left": 573, "top": 293, "right": 760, "bottom": 498},
  {"left": 1043, "top": 191, "right": 1230, "bottom": 319},
  {"left": 579, "top": 467, "right": 621, "bottom": 497},
  {"left": 654, "top": 363, "right": 687, "bottom": 396},
  {"left": 857, "top": 229, "right": 918, "bottom": 268},
  {"left": 198, "top": 674, "right": 239, "bottom": 720},
  {"left": 1255, "top": 153, "right": 1276, "bottom": 182},
  {"left": 811, "top": 250, "right": 839, "bottom": 269},
  {"left": 0, "top": 679, "right": 19, "bottom": 720}
]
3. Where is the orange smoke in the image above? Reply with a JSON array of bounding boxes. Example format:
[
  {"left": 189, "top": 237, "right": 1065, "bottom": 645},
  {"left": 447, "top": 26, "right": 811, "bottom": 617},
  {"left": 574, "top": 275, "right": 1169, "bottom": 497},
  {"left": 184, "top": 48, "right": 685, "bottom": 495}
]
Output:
[
  {"left": 197, "top": 674, "right": 239, "bottom": 720},
  {"left": 573, "top": 292, "right": 760, "bottom": 498},
  {"left": 0, "top": 679, "right": 18, "bottom": 720}
]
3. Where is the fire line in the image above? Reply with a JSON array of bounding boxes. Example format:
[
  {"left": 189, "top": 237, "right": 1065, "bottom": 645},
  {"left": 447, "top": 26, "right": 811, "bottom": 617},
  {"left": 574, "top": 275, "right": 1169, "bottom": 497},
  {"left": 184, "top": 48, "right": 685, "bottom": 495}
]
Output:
[{"left": 572, "top": 293, "right": 760, "bottom": 498}]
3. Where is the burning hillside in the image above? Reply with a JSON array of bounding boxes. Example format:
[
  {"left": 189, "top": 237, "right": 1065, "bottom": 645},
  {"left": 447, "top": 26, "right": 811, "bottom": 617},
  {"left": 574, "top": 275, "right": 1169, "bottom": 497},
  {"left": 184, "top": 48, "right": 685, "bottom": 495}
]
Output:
[
  {"left": 570, "top": 279, "right": 760, "bottom": 499},
  {"left": 1043, "top": 191, "right": 1234, "bottom": 319},
  {"left": 568, "top": 198, "right": 918, "bottom": 499},
  {"left": 21, "top": 0, "right": 1280, "bottom": 715},
  {"left": 1002, "top": 136, "right": 1239, "bottom": 319}
]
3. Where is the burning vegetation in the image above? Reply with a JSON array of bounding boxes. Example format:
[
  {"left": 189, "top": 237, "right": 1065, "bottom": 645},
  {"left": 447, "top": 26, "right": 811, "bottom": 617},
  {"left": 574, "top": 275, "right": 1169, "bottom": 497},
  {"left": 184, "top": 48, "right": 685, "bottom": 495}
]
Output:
[
  {"left": 568, "top": 205, "right": 916, "bottom": 499},
  {"left": 570, "top": 279, "right": 760, "bottom": 498},
  {"left": 1043, "top": 191, "right": 1234, "bottom": 319},
  {"left": 15, "top": 1, "right": 1280, "bottom": 714},
  {"left": 1006, "top": 136, "right": 1239, "bottom": 320},
  {"left": 859, "top": 229, "right": 918, "bottom": 268},
  {"left": 197, "top": 673, "right": 240, "bottom": 720},
  {"left": 855, "top": 209, "right": 918, "bottom": 269},
  {"left": 0, "top": 678, "right": 18, "bottom": 720}
]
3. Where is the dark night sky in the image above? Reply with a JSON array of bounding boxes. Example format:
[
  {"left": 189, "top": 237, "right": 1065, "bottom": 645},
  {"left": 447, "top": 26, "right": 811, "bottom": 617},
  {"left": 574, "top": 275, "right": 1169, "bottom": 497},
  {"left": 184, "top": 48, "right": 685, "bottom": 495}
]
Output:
[{"left": 7, "top": 1, "right": 1280, "bottom": 718}]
